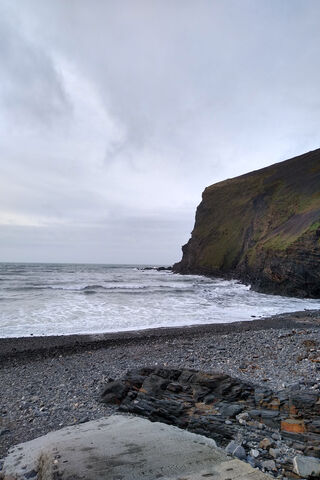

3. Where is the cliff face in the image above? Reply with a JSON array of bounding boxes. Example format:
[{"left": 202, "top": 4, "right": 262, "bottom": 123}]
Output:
[{"left": 173, "top": 148, "right": 320, "bottom": 297}]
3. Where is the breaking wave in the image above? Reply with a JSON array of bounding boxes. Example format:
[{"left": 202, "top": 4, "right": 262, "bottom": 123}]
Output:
[{"left": 1, "top": 262, "right": 320, "bottom": 337}]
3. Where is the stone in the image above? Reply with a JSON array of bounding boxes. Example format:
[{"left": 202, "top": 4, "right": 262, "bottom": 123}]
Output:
[
  {"left": 293, "top": 455, "right": 320, "bottom": 478},
  {"left": 225, "top": 441, "right": 246, "bottom": 461},
  {"left": 248, "top": 409, "right": 279, "bottom": 419},
  {"left": 24, "top": 470, "right": 37, "bottom": 479},
  {"left": 259, "top": 438, "right": 272, "bottom": 450},
  {"left": 261, "top": 460, "right": 276, "bottom": 471},
  {"left": 100, "top": 381, "right": 128, "bottom": 404},
  {"left": 308, "top": 419, "right": 320, "bottom": 433},
  {"left": 250, "top": 449, "right": 260, "bottom": 458},
  {"left": 281, "top": 418, "right": 307, "bottom": 434},
  {"left": 226, "top": 441, "right": 240, "bottom": 455},
  {"left": 247, "top": 409, "right": 280, "bottom": 428},
  {"left": 290, "top": 391, "right": 318, "bottom": 410},
  {"left": 219, "top": 403, "right": 244, "bottom": 418},
  {"left": 167, "top": 382, "right": 182, "bottom": 393},
  {"left": 233, "top": 446, "right": 247, "bottom": 461},
  {"left": 269, "top": 448, "right": 280, "bottom": 458},
  {"left": 203, "top": 393, "right": 216, "bottom": 404},
  {"left": 140, "top": 374, "right": 170, "bottom": 396},
  {"left": 247, "top": 455, "right": 257, "bottom": 468},
  {"left": 236, "top": 412, "right": 249, "bottom": 424},
  {"left": 305, "top": 446, "right": 320, "bottom": 459},
  {"left": 79, "top": 416, "right": 89, "bottom": 424}
]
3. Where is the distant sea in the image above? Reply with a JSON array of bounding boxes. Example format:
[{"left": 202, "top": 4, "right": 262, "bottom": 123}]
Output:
[{"left": 1, "top": 262, "right": 320, "bottom": 338}]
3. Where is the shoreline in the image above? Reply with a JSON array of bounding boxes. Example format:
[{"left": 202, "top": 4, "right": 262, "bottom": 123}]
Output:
[{"left": 1, "top": 309, "right": 320, "bottom": 362}]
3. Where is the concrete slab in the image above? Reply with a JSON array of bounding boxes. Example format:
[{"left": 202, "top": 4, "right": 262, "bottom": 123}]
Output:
[{"left": 2, "top": 415, "right": 271, "bottom": 480}]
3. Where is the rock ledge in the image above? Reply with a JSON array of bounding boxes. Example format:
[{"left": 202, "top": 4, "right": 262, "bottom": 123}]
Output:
[{"left": 101, "top": 367, "right": 320, "bottom": 478}]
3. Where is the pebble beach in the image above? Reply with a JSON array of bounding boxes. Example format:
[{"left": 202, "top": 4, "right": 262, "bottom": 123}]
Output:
[{"left": 1, "top": 310, "right": 320, "bottom": 463}]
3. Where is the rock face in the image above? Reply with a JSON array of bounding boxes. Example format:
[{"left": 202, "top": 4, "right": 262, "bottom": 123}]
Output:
[
  {"left": 173, "top": 148, "right": 320, "bottom": 297},
  {"left": 101, "top": 367, "right": 320, "bottom": 478}
]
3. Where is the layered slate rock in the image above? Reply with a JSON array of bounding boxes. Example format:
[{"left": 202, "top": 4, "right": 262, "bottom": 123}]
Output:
[
  {"left": 173, "top": 148, "right": 320, "bottom": 298},
  {"left": 101, "top": 367, "right": 320, "bottom": 478}
]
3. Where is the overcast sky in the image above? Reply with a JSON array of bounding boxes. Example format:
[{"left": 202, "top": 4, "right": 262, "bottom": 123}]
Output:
[{"left": 0, "top": 0, "right": 320, "bottom": 264}]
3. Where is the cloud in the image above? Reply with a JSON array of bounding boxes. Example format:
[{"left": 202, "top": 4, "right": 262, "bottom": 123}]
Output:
[
  {"left": 0, "top": 0, "right": 320, "bottom": 262},
  {"left": 0, "top": 9, "right": 69, "bottom": 126}
]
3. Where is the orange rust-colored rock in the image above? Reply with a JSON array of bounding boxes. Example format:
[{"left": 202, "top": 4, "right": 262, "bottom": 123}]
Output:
[
  {"left": 281, "top": 419, "right": 307, "bottom": 434},
  {"left": 268, "top": 398, "right": 280, "bottom": 410}
]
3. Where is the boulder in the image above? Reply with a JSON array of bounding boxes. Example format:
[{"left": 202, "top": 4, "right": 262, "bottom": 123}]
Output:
[
  {"left": 225, "top": 441, "right": 246, "bottom": 460},
  {"left": 293, "top": 455, "right": 320, "bottom": 478},
  {"left": 100, "top": 367, "right": 320, "bottom": 478}
]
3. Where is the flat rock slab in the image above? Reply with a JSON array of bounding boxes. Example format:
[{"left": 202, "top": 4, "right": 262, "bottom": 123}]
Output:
[{"left": 2, "top": 415, "right": 270, "bottom": 480}]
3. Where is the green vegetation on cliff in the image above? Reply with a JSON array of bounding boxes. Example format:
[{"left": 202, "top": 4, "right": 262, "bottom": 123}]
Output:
[{"left": 174, "top": 148, "right": 320, "bottom": 297}]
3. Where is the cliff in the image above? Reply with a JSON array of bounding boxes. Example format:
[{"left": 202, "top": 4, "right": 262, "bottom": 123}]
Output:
[{"left": 173, "top": 148, "right": 320, "bottom": 297}]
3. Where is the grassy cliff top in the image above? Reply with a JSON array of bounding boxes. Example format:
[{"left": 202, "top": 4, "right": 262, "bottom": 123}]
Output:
[{"left": 180, "top": 148, "right": 320, "bottom": 282}]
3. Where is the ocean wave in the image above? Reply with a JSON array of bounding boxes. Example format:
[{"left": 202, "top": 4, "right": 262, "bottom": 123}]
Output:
[
  {"left": 4, "top": 286, "right": 49, "bottom": 291},
  {"left": 2, "top": 283, "right": 195, "bottom": 296},
  {"left": 2, "top": 262, "right": 320, "bottom": 338}
]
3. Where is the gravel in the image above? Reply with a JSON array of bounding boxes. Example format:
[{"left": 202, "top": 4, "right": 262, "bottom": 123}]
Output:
[{"left": 0, "top": 310, "right": 319, "bottom": 461}]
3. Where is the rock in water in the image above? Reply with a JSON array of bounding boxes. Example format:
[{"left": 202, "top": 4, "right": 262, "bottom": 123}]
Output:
[{"left": 173, "top": 148, "right": 320, "bottom": 298}]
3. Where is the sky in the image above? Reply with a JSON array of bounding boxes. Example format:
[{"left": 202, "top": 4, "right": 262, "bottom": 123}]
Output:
[{"left": 0, "top": 0, "right": 320, "bottom": 264}]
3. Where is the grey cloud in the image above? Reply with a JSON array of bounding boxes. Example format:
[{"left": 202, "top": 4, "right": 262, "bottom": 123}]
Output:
[
  {"left": 0, "top": 0, "right": 320, "bottom": 263},
  {"left": 0, "top": 6, "right": 70, "bottom": 125}
]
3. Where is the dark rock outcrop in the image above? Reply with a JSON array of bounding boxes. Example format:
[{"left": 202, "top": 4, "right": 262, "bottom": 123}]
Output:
[
  {"left": 101, "top": 367, "right": 320, "bottom": 478},
  {"left": 173, "top": 148, "right": 320, "bottom": 297}
]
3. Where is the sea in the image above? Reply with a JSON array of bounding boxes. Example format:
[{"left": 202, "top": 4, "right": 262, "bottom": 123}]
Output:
[{"left": 1, "top": 262, "right": 320, "bottom": 338}]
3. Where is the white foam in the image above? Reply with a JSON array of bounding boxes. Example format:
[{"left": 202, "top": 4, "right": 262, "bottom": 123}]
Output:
[{"left": 1, "top": 263, "right": 320, "bottom": 337}]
